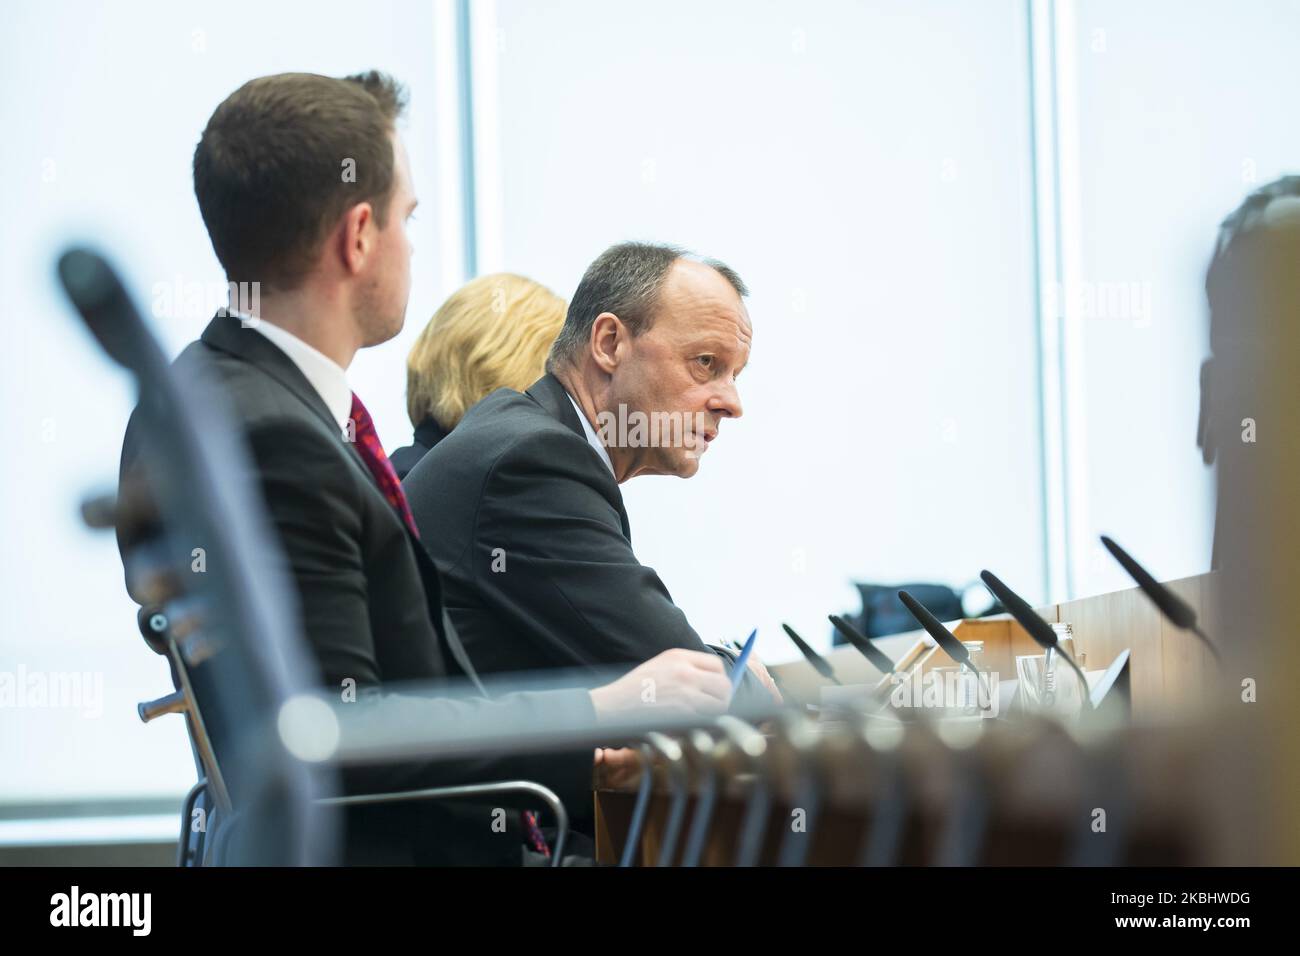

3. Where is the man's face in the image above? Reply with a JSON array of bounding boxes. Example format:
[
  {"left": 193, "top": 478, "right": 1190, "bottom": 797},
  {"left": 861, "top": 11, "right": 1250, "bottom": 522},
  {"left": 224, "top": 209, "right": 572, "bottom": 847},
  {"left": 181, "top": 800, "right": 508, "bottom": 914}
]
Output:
[
  {"left": 605, "top": 260, "right": 751, "bottom": 478},
  {"left": 356, "top": 131, "right": 417, "bottom": 346}
]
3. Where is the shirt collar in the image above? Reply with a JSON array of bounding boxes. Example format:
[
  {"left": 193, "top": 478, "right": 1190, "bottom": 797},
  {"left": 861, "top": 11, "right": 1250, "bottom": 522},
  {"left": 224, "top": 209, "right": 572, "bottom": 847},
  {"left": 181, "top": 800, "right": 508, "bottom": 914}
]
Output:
[
  {"left": 229, "top": 311, "right": 353, "bottom": 433},
  {"left": 565, "top": 391, "right": 615, "bottom": 477}
]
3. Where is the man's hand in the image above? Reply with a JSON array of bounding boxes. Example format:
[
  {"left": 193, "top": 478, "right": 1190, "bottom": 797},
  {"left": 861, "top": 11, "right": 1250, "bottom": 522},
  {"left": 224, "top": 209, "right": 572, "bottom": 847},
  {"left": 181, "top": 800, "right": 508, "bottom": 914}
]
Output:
[
  {"left": 593, "top": 747, "right": 643, "bottom": 791},
  {"left": 746, "top": 651, "right": 784, "bottom": 704},
  {"left": 588, "top": 648, "right": 731, "bottom": 723}
]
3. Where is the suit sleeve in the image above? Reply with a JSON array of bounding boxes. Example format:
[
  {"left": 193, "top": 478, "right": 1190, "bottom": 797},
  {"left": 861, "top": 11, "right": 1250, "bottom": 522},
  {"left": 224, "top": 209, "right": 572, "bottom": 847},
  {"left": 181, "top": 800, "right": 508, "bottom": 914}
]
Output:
[
  {"left": 468, "top": 430, "right": 769, "bottom": 707},
  {"left": 241, "top": 419, "right": 595, "bottom": 808}
]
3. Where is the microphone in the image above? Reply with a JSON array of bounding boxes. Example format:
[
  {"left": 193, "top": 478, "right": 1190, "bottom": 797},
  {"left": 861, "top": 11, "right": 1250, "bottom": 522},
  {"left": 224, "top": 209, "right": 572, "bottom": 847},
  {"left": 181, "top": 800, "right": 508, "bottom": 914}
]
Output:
[
  {"left": 57, "top": 247, "right": 179, "bottom": 434},
  {"left": 898, "top": 590, "right": 997, "bottom": 720},
  {"left": 978, "top": 570, "right": 1092, "bottom": 710},
  {"left": 57, "top": 248, "right": 162, "bottom": 376},
  {"left": 896, "top": 590, "right": 979, "bottom": 674},
  {"left": 780, "top": 623, "right": 839, "bottom": 684},
  {"left": 827, "top": 614, "right": 896, "bottom": 675},
  {"left": 1099, "top": 535, "right": 1221, "bottom": 663}
]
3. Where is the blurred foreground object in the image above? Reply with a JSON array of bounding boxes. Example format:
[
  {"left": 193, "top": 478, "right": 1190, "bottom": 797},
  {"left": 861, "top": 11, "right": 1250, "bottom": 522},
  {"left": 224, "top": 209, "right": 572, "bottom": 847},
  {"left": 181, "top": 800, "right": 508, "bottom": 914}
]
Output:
[
  {"left": 1203, "top": 180, "right": 1300, "bottom": 864},
  {"left": 58, "top": 246, "right": 336, "bottom": 865}
]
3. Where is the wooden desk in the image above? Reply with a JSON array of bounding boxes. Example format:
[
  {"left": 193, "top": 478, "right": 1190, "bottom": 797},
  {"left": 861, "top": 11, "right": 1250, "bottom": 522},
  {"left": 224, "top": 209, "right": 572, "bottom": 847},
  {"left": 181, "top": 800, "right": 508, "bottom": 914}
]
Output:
[{"left": 594, "top": 573, "right": 1222, "bottom": 865}]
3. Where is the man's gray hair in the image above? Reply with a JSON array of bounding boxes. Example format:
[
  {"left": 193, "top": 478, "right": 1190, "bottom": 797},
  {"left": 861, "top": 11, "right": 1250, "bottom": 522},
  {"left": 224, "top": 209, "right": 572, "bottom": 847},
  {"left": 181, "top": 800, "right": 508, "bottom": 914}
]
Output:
[{"left": 547, "top": 241, "right": 748, "bottom": 372}]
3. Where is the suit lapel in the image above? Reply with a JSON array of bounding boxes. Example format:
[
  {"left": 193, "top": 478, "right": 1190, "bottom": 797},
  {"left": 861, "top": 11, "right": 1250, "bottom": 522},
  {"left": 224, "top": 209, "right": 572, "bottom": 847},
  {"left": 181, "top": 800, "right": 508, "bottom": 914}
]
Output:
[
  {"left": 201, "top": 314, "right": 336, "bottom": 429},
  {"left": 526, "top": 372, "right": 586, "bottom": 438},
  {"left": 200, "top": 314, "right": 381, "bottom": 492},
  {"left": 525, "top": 373, "right": 632, "bottom": 542}
]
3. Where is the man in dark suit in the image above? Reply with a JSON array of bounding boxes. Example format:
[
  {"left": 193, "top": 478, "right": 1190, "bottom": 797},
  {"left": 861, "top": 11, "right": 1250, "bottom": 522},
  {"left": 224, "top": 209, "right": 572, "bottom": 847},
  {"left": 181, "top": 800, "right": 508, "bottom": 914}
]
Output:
[
  {"left": 404, "top": 242, "right": 781, "bottom": 706},
  {"left": 119, "top": 73, "right": 732, "bottom": 865},
  {"left": 390, "top": 415, "right": 448, "bottom": 480}
]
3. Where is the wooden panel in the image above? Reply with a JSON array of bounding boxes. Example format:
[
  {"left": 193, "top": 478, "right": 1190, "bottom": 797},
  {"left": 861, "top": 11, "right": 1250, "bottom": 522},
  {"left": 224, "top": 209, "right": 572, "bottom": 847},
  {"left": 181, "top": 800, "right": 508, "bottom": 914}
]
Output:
[
  {"left": 592, "top": 788, "right": 630, "bottom": 864},
  {"left": 1159, "top": 574, "right": 1219, "bottom": 717},
  {"left": 1054, "top": 573, "right": 1216, "bottom": 718},
  {"left": 1055, "top": 585, "right": 1164, "bottom": 717}
]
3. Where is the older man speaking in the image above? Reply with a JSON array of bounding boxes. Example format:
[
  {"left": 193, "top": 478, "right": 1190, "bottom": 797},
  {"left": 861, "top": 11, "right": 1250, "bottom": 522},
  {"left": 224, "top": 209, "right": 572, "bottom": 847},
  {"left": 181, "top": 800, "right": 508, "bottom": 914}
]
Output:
[{"left": 404, "top": 242, "right": 779, "bottom": 705}]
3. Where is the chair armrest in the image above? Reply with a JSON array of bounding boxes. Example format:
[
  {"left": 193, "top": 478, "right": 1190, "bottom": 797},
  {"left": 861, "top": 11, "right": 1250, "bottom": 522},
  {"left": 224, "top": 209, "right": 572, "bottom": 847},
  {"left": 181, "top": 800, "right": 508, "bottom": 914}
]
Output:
[{"left": 315, "top": 780, "right": 569, "bottom": 866}]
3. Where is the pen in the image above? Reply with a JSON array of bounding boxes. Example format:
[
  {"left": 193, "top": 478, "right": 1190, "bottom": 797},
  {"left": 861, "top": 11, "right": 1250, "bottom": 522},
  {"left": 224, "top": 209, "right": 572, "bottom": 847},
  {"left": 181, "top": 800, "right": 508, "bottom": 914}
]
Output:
[{"left": 729, "top": 628, "right": 758, "bottom": 700}]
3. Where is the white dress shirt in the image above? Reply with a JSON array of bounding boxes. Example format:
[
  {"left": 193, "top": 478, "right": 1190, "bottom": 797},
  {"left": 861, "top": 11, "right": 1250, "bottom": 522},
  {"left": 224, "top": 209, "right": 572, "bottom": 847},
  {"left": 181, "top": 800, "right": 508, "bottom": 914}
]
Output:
[
  {"left": 229, "top": 312, "right": 353, "bottom": 433},
  {"left": 565, "top": 391, "right": 615, "bottom": 477}
]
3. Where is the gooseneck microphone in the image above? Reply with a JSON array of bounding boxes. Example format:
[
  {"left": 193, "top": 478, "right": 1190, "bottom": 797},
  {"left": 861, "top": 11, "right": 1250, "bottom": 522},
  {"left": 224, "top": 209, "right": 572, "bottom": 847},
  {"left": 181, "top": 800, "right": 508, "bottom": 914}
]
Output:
[
  {"left": 781, "top": 623, "right": 840, "bottom": 684},
  {"left": 58, "top": 247, "right": 153, "bottom": 372},
  {"left": 896, "top": 590, "right": 980, "bottom": 675},
  {"left": 1099, "top": 535, "right": 1222, "bottom": 663},
  {"left": 827, "top": 614, "right": 896, "bottom": 675},
  {"left": 978, "top": 570, "right": 1092, "bottom": 710}
]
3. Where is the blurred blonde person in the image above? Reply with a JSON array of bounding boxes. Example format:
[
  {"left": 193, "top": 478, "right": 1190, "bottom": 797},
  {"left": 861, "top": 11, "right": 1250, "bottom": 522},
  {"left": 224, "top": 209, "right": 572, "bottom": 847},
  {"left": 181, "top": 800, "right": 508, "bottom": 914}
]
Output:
[{"left": 392, "top": 273, "right": 566, "bottom": 477}]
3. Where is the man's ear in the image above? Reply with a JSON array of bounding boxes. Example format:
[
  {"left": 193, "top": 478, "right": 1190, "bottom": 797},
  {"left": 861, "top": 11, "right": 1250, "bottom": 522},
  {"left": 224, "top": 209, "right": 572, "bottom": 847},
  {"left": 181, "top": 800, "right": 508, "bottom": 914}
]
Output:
[
  {"left": 589, "top": 312, "right": 624, "bottom": 374},
  {"left": 339, "top": 201, "right": 376, "bottom": 276}
]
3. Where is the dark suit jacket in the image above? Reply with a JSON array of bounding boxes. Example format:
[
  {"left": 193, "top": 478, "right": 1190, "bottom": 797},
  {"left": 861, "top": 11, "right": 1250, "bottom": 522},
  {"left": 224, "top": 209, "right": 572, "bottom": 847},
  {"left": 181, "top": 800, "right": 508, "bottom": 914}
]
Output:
[
  {"left": 391, "top": 415, "right": 449, "bottom": 480},
  {"left": 403, "top": 373, "right": 765, "bottom": 703},
  {"left": 118, "top": 316, "right": 595, "bottom": 865}
]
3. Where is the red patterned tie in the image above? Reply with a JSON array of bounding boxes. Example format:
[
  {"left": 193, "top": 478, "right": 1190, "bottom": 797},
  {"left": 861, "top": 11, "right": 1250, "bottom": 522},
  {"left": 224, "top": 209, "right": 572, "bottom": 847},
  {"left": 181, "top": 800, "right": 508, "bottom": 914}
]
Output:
[
  {"left": 348, "top": 393, "right": 420, "bottom": 539},
  {"left": 347, "top": 392, "right": 551, "bottom": 859}
]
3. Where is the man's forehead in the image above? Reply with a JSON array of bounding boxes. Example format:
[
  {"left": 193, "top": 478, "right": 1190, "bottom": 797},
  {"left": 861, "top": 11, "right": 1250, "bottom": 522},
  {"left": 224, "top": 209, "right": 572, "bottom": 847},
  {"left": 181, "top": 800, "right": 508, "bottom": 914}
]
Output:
[
  {"left": 660, "top": 260, "right": 751, "bottom": 342},
  {"left": 666, "top": 258, "right": 739, "bottom": 296},
  {"left": 392, "top": 131, "right": 414, "bottom": 187}
]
